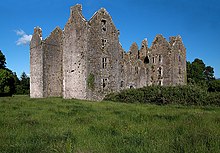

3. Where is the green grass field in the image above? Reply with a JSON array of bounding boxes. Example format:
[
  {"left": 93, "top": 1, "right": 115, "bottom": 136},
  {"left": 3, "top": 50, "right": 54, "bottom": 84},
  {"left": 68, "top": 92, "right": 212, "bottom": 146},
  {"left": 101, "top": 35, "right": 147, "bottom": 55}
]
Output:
[{"left": 0, "top": 96, "right": 220, "bottom": 153}]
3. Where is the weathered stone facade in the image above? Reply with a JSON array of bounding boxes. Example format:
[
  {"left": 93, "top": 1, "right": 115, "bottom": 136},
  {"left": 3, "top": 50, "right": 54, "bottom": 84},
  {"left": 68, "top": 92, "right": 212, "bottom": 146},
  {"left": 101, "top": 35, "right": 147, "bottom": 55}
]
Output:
[{"left": 30, "top": 4, "right": 187, "bottom": 100}]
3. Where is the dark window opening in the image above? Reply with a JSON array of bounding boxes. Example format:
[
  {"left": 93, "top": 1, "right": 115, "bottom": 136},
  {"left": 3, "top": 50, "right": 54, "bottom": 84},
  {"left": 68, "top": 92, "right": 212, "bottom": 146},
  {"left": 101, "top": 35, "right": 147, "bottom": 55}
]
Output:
[
  {"left": 130, "top": 86, "right": 134, "bottom": 89},
  {"left": 159, "top": 55, "right": 162, "bottom": 63},
  {"left": 102, "top": 57, "right": 107, "bottom": 69},
  {"left": 158, "top": 80, "right": 162, "bottom": 86},
  {"left": 144, "top": 56, "right": 150, "bottom": 64},
  {"left": 102, "top": 27, "right": 106, "bottom": 31},
  {"left": 101, "top": 19, "right": 107, "bottom": 32},
  {"left": 153, "top": 57, "right": 155, "bottom": 63},
  {"left": 158, "top": 67, "right": 162, "bottom": 78},
  {"left": 101, "top": 19, "right": 106, "bottom": 25},
  {"left": 102, "top": 39, "right": 107, "bottom": 49},
  {"left": 103, "top": 78, "right": 108, "bottom": 89},
  {"left": 120, "top": 81, "right": 124, "bottom": 87}
]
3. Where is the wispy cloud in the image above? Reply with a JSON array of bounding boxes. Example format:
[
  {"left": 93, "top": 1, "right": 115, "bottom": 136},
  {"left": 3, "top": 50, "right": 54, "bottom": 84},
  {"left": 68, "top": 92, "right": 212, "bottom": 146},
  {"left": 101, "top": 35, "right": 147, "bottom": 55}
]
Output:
[{"left": 15, "top": 29, "right": 32, "bottom": 46}]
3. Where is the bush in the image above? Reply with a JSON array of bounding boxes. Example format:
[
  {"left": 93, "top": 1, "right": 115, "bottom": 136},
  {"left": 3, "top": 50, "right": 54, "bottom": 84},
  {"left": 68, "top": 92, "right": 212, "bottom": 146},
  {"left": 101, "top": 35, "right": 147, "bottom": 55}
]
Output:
[
  {"left": 208, "top": 80, "right": 220, "bottom": 92},
  {"left": 104, "top": 85, "right": 220, "bottom": 106}
]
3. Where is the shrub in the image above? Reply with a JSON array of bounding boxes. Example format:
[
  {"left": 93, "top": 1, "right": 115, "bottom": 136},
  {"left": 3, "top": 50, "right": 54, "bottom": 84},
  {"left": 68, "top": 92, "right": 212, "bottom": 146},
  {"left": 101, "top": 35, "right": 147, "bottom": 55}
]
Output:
[
  {"left": 104, "top": 85, "right": 220, "bottom": 106},
  {"left": 208, "top": 80, "right": 220, "bottom": 92}
]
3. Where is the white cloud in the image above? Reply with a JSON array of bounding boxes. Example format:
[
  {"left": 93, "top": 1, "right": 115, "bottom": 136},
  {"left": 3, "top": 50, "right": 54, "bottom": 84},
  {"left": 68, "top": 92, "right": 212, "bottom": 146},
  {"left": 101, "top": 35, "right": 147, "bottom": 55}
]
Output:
[
  {"left": 15, "top": 29, "right": 25, "bottom": 36},
  {"left": 15, "top": 29, "right": 32, "bottom": 46}
]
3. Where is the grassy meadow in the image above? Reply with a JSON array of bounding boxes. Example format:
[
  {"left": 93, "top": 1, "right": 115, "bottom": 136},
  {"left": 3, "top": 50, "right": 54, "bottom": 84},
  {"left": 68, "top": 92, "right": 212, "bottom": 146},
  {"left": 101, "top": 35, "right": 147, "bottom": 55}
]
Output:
[{"left": 0, "top": 96, "right": 220, "bottom": 153}]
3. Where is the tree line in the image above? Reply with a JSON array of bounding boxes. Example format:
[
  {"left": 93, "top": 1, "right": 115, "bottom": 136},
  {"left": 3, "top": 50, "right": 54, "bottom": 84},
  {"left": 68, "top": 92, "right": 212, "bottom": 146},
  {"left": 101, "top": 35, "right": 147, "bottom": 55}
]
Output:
[
  {"left": 187, "top": 58, "right": 220, "bottom": 92},
  {"left": 0, "top": 50, "right": 29, "bottom": 96}
]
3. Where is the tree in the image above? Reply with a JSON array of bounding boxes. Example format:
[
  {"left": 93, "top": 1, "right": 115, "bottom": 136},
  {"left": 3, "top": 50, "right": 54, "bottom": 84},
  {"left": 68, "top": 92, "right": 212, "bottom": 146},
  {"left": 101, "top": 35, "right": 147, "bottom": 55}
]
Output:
[
  {"left": 186, "top": 61, "right": 193, "bottom": 83},
  {"left": 191, "top": 58, "right": 206, "bottom": 83},
  {"left": 187, "top": 58, "right": 215, "bottom": 83},
  {"left": 0, "top": 50, "right": 6, "bottom": 69},
  {"left": 0, "top": 69, "right": 15, "bottom": 96},
  {"left": 204, "top": 66, "right": 215, "bottom": 81},
  {"left": 20, "top": 72, "right": 30, "bottom": 94},
  {"left": 0, "top": 50, "right": 18, "bottom": 96}
]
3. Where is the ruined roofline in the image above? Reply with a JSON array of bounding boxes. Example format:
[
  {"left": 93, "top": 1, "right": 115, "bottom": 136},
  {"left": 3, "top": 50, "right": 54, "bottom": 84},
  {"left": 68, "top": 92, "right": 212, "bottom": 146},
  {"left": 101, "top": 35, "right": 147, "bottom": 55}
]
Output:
[
  {"left": 128, "top": 42, "right": 138, "bottom": 53},
  {"left": 88, "top": 7, "right": 118, "bottom": 31},
  {"left": 149, "top": 34, "right": 185, "bottom": 49},
  {"left": 70, "top": 4, "right": 87, "bottom": 22},
  {"left": 123, "top": 34, "right": 184, "bottom": 55},
  {"left": 44, "top": 26, "right": 62, "bottom": 42},
  {"left": 30, "top": 26, "right": 43, "bottom": 49},
  {"left": 33, "top": 26, "right": 42, "bottom": 40}
]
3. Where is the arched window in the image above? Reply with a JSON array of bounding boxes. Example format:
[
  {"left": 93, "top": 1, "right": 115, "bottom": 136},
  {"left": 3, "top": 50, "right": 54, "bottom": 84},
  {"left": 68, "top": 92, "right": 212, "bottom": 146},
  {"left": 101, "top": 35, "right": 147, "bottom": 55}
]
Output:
[{"left": 144, "top": 56, "right": 150, "bottom": 64}]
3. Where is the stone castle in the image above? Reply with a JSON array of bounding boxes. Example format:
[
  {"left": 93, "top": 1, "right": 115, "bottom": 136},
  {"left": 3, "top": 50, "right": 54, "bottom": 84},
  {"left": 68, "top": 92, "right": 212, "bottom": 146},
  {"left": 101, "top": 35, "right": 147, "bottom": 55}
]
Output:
[{"left": 30, "top": 4, "right": 186, "bottom": 100}]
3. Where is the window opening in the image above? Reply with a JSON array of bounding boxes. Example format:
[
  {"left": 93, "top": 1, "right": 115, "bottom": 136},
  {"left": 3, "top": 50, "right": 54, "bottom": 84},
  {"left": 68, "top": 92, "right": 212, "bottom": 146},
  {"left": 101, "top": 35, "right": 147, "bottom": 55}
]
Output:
[
  {"left": 144, "top": 56, "right": 150, "bottom": 64},
  {"left": 103, "top": 78, "right": 108, "bottom": 89},
  {"left": 158, "top": 67, "right": 162, "bottom": 78},
  {"left": 101, "top": 19, "right": 107, "bottom": 32},
  {"left": 159, "top": 55, "right": 162, "bottom": 63},
  {"left": 102, "top": 57, "right": 107, "bottom": 69},
  {"left": 158, "top": 80, "right": 163, "bottom": 86},
  {"left": 102, "top": 39, "right": 107, "bottom": 49},
  {"left": 120, "top": 81, "right": 124, "bottom": 87}
]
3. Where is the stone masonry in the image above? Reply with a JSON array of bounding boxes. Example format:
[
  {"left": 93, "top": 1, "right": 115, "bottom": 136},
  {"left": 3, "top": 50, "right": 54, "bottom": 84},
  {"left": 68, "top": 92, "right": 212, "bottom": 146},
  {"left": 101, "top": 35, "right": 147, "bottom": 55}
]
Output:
[{"left": 30, "top": 4, "right": 187, "bottom": 100}]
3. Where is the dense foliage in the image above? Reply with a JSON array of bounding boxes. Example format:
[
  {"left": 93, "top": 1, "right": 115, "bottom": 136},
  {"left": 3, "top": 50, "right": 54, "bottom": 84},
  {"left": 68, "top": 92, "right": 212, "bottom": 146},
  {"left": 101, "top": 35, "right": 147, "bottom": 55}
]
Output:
[
  {"left": 187, "top": 58, "right": 215, "bottom": 84},
  {"left": 0, "top": 50, "right": 6, "bottom": 69},
  {"left": 0, "top": 50, "right": 29, "bottom": 96},
  {"left": 0, "top": 69, "right": 15, "bottom": 96},
  {"left": 104, "top": 85, "right": 220, "bottom": 106},
  {"left": 15, "top": 72, "right": 30, "bottom": 94}
]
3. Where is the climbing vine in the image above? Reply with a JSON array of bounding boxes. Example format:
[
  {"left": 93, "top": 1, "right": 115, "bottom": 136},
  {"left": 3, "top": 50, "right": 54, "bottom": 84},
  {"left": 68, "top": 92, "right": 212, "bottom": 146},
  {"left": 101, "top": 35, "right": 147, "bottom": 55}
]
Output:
[{"left": 87, "top": 73, "right": 95, "bottom": 90}]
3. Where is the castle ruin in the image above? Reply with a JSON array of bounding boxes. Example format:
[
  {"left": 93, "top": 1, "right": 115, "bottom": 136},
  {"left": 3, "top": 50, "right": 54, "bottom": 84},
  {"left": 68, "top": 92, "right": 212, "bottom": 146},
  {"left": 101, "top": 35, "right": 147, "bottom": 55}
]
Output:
[{"left": 30, "top": 4, "right": 187, "bottom": 100}]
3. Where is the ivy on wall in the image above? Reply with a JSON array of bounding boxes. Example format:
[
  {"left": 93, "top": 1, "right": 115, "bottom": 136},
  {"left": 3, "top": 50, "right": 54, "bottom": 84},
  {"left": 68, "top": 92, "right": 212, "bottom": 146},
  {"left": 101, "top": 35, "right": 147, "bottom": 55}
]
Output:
[{"left": 87, "top": 73, "right": 95, "bottom": 90}]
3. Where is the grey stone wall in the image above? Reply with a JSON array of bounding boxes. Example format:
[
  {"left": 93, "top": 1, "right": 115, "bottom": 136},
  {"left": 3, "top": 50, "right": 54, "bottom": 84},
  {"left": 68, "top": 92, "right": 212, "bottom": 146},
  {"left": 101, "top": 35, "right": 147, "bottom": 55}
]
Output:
[
  {"left": 43, "top": 27, "right": 63, "bottom": 97},
  {"left": 87, "top": 8, "right": 121, "bottom": 100},
  {"left": 30, "top": 4, "right": 187, "bottom": 101},
  {"left": 63, "top": 4, "right": 88, "bottom": 99},
  {"left": 30, "top": 27, "right": 44, "bottom": 98}
]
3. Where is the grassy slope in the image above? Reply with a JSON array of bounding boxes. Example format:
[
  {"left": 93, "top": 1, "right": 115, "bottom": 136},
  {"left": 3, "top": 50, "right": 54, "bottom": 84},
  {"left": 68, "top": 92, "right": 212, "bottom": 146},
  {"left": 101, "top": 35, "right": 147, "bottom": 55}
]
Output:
[{"left": 0, "top": 96, "right": 220, "bottom": 153}]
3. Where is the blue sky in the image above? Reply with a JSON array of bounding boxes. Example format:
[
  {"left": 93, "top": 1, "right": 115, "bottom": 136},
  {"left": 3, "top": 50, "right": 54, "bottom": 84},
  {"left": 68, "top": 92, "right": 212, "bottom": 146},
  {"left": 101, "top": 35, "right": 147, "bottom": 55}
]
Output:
[{"left": 0, "top": 0, "right": 219, "bottom": 78}]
